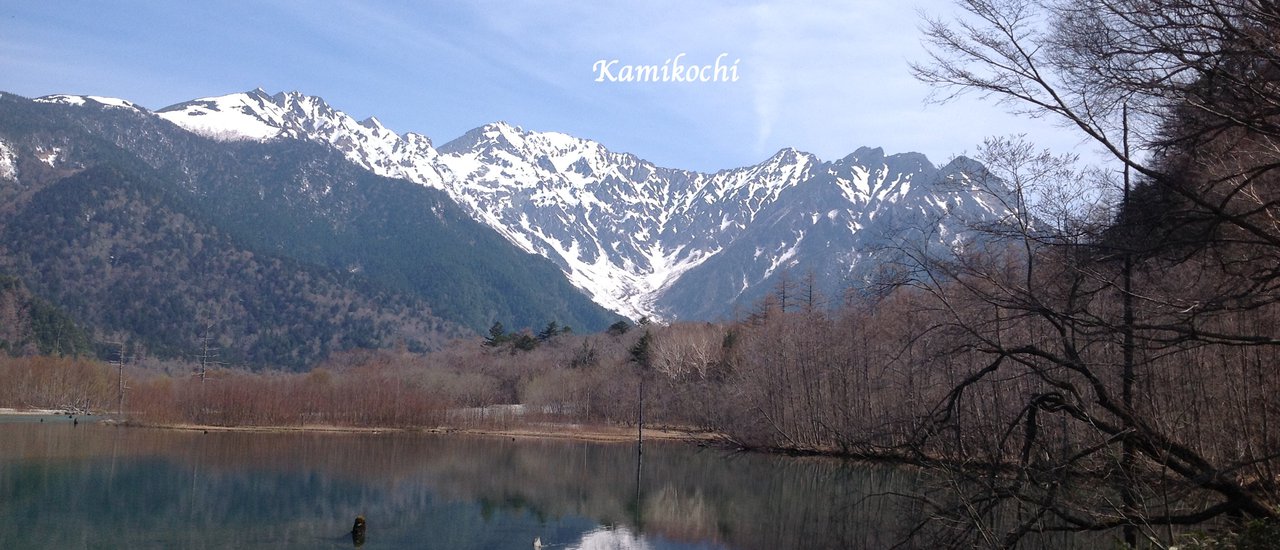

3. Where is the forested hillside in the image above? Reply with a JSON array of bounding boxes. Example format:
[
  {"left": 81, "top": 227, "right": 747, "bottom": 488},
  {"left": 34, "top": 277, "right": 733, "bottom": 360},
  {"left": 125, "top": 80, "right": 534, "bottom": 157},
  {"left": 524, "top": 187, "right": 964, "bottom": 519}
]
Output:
[
  {"left": 0, "top": 94, "right": 619, "bottom": 367},
  {"left": 0, "top": 274, "right": 92, "bottom": 357},
  {"left": 2, "top": 162, "right": 465, "bottom": 368}
]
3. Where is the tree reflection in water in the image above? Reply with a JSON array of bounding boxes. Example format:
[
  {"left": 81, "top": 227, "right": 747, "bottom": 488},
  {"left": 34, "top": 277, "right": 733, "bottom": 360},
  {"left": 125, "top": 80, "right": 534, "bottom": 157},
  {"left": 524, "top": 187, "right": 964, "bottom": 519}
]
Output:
[{"left": 0, "top": 421, "right": 1096, "bottom": 548}]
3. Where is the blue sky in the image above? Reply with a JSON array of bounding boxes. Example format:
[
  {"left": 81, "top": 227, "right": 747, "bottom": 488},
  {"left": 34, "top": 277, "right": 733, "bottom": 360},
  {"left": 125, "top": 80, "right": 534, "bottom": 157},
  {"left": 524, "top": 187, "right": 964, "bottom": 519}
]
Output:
[{"left": 1, "top": 0, "right": 1092, "bottom": 172}]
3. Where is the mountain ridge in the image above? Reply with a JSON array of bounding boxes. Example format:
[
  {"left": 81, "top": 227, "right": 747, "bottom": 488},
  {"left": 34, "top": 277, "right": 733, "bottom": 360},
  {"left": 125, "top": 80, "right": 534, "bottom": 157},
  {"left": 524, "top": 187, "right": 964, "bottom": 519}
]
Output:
[{"left": 34, "top": 89, "right": 1013, "bottom": 321}]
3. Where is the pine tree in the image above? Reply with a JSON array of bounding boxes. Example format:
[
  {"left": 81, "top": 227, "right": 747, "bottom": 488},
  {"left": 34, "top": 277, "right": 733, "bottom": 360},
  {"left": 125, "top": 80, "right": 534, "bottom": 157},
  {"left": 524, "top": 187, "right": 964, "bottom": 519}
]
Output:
[
  {"left": 607, "top": 320, "right": 631, "bottom": 336},
  {"left": 537, "top": 320, "right": 560, "bottom": 341},
  {"left": 512, "top": 331, "right": 539, "bottom": 351},
  {"left": 483, "top": 321, "right": 507, "bottom": 347}
]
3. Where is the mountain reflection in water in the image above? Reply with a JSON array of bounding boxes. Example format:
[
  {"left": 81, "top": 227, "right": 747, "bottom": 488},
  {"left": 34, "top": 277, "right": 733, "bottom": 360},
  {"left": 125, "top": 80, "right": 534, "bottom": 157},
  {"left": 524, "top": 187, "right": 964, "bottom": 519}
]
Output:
[{"left": 0, "top": 420, "right": 1092, "bottom": 549}]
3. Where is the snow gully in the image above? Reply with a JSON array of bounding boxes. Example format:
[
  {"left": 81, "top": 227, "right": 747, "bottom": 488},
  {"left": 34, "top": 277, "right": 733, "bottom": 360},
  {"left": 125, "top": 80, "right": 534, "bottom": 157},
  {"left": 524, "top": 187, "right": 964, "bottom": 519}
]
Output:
[{"left": 592, "top": 53, "right": 741, "bottom": 83}]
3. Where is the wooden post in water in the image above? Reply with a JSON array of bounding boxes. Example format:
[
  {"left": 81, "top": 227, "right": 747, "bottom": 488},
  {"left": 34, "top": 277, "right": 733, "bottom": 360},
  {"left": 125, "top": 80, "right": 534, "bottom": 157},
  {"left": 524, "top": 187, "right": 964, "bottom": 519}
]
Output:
[
  {"left": 633, "top": 423, "right": 644, "bottom": 534},
  {"left": 637, "top": 372, "right": 644, "bottom": 455},
  {"left": 630, "top": 324, "right": 651, "bottom": 532},
  {"left": 351, "top": 516, "right": 366, "bottom": 547},
  {"left": 632, "top": 327, "right": 650, "bottom": 457},
  {"left": 114, "top": 341, "right": 126, "bottom": 417}
]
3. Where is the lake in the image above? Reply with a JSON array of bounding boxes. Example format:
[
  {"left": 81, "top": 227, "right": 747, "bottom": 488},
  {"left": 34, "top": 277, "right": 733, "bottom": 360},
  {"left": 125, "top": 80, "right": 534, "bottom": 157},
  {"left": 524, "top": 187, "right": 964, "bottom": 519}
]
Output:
[{"left": 0, "top": 417, "right": 1097, "bottom": 549}]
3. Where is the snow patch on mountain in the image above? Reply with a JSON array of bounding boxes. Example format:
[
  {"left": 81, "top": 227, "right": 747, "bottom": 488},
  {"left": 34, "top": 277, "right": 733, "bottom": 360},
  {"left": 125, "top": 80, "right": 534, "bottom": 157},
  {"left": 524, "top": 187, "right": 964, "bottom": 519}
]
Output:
[
  {"left": 35, "top": 146, "right": 61, "bottom": 168},
  {"left": 0, "top": 139, "right": 15, "bottom": 180},
  {"left": 157, "top": 88, "right": 289, "bottom": 141},
  {"left": 35, "top": 95, "right": 144, "bottom": 112}
]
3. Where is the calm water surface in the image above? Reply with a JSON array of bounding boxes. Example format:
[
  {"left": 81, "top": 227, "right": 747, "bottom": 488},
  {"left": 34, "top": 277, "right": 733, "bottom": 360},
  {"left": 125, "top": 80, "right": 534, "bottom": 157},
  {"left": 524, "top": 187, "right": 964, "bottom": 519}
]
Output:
[{"left": 0, "top": 418, "right": 1093, "bottom": 549}]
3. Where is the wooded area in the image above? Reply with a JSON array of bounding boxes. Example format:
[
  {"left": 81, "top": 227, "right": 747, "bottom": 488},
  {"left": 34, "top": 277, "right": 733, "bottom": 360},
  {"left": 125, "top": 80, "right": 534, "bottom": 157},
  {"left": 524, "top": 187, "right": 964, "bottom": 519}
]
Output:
[{"left": 905, "top": 0, "right": 1280, "bottom": 545}]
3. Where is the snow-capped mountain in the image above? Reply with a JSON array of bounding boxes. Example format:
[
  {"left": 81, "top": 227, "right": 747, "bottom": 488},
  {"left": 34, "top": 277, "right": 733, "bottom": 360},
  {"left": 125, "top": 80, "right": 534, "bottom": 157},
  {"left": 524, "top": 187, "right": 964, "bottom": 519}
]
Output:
[
  {"left": 35, "top": 94, "right": 145, "bottom": 112},
  {"left": 156, "top": 89, "right": 451, "bottom": 187},
  {"left": 433, "top": 123, "right": 834, "bottom": 318},
  {"left": 658, "top": 148, "right": 1007, "bottom": 318},
  {"left": 129, "top": 89, "right": 1009, "bottom": 320}
]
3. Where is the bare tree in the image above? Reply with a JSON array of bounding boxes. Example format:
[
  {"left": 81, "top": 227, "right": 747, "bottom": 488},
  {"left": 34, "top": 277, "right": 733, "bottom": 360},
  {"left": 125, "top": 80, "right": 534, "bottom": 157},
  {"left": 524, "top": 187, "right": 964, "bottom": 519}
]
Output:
[
  {"left": 906, "top": 3, "right": 1280, "bottom": 542},
  {"left": 650, "top": 323, "right": 725, "bottom": 381},
  {"left": 915, "top": 0, "right": 1280, "bottom": 251},
  {"left": 109, "top": 339, "right": 128, "bottom": 416}
]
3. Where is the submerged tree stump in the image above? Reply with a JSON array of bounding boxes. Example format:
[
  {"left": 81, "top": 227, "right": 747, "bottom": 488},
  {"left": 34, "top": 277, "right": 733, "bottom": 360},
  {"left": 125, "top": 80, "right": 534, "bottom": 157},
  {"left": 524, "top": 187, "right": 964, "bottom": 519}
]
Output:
[{"left": 351, "top": 516, "right": 366, "bottom": 547}]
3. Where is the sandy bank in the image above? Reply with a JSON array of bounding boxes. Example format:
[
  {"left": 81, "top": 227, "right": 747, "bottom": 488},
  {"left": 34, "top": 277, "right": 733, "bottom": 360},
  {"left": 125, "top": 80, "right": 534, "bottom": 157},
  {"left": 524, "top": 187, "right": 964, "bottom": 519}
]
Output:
[
  {"left": 128, "top": 420, "right": 724, "bottom": 445},
  {"left": 0, "top": 408, "right": 74, "bottom": 416}
]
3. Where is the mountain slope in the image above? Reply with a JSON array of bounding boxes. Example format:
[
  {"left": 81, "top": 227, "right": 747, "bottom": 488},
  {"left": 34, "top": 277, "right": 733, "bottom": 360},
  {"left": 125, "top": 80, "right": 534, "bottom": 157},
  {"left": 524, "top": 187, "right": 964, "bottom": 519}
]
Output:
[
  {"left": 151, "top": 89, "right": 1014, "bottom": 321},
  {"left": 0, "top": 160, "right": 461, "bottom": 368},
  {"left": 657, "top": 149, "right": 1007, "bottom": 318},
  {"left": 152, "top": 92, "right": 838, "bottom": 318},
  {"left": 0, "top": 92, "right": 621, "bottom": 367},
  {"left": 54, "top": 92, "right": 618, "bottom": 332}
]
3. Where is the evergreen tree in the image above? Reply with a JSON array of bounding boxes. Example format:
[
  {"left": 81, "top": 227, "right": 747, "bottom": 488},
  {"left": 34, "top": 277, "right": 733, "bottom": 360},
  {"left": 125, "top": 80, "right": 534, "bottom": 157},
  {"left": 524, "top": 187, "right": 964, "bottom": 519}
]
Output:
[
  {"left": 511, "top": 331, "right": 539, "bottom": 352},
  {"left": 629, "top": 330, "right": 652, "bottom": 370},
  {"left": 607, "top": 320, "right": 632, "bottom": 336},
  {"left": 537, "top": 320, "right": 560, "bottom": 341},
  {"left": 483, "top": 321, "right": 507, "bottom": 347}
]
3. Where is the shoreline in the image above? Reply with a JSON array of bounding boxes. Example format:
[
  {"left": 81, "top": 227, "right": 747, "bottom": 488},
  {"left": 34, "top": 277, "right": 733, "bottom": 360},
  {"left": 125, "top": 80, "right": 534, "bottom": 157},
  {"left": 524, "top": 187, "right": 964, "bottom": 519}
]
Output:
[
  {"left": 1, "top": 411, "right": 943, "bottom": 465},
  {"left": 0, "top": 409, "right": 727, "bottom": 446},
  {"left": 0, "top": 407, "right": 75, "bottom": 416},
  {"left": 118, "top": 419, "right": 726, "bottom": 445}
]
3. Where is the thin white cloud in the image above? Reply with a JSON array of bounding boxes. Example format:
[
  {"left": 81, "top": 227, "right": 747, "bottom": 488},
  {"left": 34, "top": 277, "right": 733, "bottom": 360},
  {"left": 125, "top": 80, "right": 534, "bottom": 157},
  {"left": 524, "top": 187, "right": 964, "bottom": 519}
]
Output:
[{"left": 0, "top": 0, "right": 1101, "bottom": 171}]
